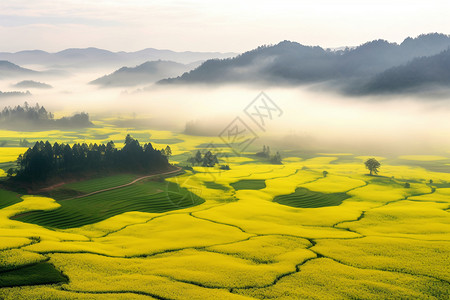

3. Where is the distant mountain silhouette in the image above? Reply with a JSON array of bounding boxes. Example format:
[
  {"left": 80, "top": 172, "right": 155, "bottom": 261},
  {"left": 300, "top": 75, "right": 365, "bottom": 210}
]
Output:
[
  {"left": 90, "top": 60, "right": 199, "bottom": 87},
  {"left": 0, "top": 90, "right": 31, "bottom": 98},
  {"left": 0, "top": 48, "right": 237, "bottom": 69},
  {"left": 362, "top": 49, "right": 450, "bottom": 93},
  {"left": 159, "top": 33, "right": 450, "bottom": 87},
  {"left": 0, "top": 61, "right": 38, "bottom": 78},
  {"left": 13, "top": 80, "right": 52, "bottom": 89}
]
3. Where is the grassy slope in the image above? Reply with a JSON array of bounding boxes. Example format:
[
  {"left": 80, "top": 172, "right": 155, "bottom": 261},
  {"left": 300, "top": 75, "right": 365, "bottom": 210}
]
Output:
[
  {"left": 0, "top": 262, "right": 68, "bottom": 288},
  {"left": 0, "top": 189, "right": 22, "bottom": 210}
]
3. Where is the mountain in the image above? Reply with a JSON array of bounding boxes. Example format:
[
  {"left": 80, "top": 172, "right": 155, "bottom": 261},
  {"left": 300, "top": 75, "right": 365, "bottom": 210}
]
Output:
[
  {"left": 0, "top": 48, "right": 237, "bottom": 69},
  {"left": 0, "top": 61, "right": 38, "bottom": 78},
  {"left": 362, "top": 49, "right": 450, "bottom": 93},
  {"left": 90, "top": 60, "right": 199, "bottom": 87},
  {"left": 12, "top": 80, "right": 52, "bottom": 89},
  {"left": 159, "top": 33, "right": 450, "bottom": 86},
  {"left": 120, "top": 48, "right": 236, "bottom": 65}
]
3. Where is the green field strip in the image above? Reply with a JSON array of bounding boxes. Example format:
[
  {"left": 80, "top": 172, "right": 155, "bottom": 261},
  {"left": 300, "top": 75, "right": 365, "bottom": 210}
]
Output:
[
  {"left": 230, "top": 179, "right": 266, "bottom": 191},
  {"left": 204, "top": 181, "right": 229, "bottom": 191},
  {"left": 274, "top": 187, "right": 350, "bottom": 208},
  {"left": 0, "top": 262, "right": 68, "bottom": 288},
  {"left": 0, "top": 189, "right": 22, "bottom": 209}
]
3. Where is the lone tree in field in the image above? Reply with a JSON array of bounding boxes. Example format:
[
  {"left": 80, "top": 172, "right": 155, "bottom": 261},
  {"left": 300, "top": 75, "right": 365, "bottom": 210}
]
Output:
[{"left": 365, "top": 158, "right": 381, "bottom": 176}]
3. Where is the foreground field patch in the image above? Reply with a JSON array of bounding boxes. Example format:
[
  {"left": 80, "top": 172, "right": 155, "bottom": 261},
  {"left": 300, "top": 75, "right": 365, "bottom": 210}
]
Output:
[
  {"left": 0, "top": 128, "right": 449, "bottom": 299},
  {"left": 13, "top": 180, "right": 204, "bottom": 229}
]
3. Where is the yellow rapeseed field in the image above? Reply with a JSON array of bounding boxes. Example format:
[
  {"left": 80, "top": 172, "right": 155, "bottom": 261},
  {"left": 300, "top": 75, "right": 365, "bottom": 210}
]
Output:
[{"left": 0, "top": 125, "right": 449, "bottom": 299}]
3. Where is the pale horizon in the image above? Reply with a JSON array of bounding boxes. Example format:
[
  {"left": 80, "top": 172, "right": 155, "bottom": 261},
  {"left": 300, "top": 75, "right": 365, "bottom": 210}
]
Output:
[{"left": 1, "top": 0, "right": 449, "bottom": 53}]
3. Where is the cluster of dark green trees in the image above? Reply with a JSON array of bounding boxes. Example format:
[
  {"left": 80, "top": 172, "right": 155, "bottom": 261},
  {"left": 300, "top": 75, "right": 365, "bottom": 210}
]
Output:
[
  {"left": 1, "top": 102, "right": 54, "bottom": 121},
  {"left": 256, "top": 145, "right": 282, "bottom": 164},
  {"left": 11, "top": 134, "right": 171, "bottom": 182},
  {"left": 0, "top": 102, "right": 92, "bottom": 130},
  {"left": 188, "top": 150, "right": 219, "bottom": 167}
]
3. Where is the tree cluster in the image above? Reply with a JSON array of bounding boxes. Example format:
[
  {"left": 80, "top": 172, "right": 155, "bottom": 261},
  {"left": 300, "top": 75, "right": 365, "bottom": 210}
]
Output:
[
  {"left": 256, "top": 145, "right": 271, "bottom": 158},
  {"left": 0, "top": 102, "right": 93, "bottom": 130},
  {"left": 270, "top": 152, "right": 283, "bottom": 164},
  {"left": 256, "top": 145, "right": 282, "bottom": 164},
  {"left": 12, "top": 134, "right": 170, "bottom": 183},
  {"left": 1, "top": 102, "right": 54, "bottom": 121},
  {"left": 188, "top": 150, "right": 218, "bottom": 167}
]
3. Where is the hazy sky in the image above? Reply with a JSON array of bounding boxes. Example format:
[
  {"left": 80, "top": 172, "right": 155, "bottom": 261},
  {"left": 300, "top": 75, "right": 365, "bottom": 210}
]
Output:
[{"left": 0, "top": 0, "right": 449, "bottom": 52}]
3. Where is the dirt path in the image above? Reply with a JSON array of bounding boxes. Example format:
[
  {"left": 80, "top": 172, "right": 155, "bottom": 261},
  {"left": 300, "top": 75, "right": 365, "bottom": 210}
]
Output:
[
  {"left": 61, "top": 166, "right": 183, "bottom": 201},
  {"left": 35, "top": 182, "right": 67, "bottom": 193}
]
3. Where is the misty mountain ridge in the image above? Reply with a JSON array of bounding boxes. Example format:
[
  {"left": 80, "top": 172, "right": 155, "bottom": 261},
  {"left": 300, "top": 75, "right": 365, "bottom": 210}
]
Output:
[
  {"left": 159, "top": 33, "right": 450, "bottom": 94},
  {"left": 13, "top": 80, "right": 53, "bottom": 89},
  {"left": 0, "top": 60, "right": 38, "bottom": 78},
  {"left": 0, "top": 47, "right": 237, "bottom": 69},
  {"left": 90, "top": 60, "right": 200, "bottom": 87},
  {"left": 362, "top": 49, "right": 450, "bottom": 94}
]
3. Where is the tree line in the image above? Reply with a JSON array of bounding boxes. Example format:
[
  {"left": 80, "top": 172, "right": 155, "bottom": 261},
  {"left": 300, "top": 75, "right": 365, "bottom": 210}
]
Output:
[
  {"left": 10, "top": 134, "right": 171, "bottom": 183},
  {"left": 0, "top": 102, "right": 93, "bottom": 130}
]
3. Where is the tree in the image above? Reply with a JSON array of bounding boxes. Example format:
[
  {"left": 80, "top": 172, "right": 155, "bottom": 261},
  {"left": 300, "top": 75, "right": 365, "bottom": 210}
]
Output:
[
  {"left": 6, "top": 168, "right": 14, "bottom": 177},
  {"left": 164, "top": 146, "right": 172, "bottom": 158},
  {"left": 202, "top": 151, "right": 218, "bottom": 167},
  {"left": 365, "top": 158, "right": 381, "bottom": 176},
  {"left": 323, "top": 170, "right": 328, "bottom": 177},
  {"left": 270, "top": 151, "right": 282, "bottom": 164},
  {"left": 256, "top": 145, "right": 271, "bottom": 158},
  {"left": 404, "top": 182, "right": 411, "bottom": 188},
  {"left": 194, "top": 150, "right": 202, "bottom": 165}
]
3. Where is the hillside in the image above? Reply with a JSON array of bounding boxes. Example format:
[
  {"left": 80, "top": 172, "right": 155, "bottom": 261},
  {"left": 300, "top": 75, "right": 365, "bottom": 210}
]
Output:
[
  {"left": 0, "top": 61, "right": 38, "bottom": 78},
  {"left": 159, "top": 33, "right": 450, "bottom": 86},
  {"left": 13, "top": 80, "right": 52, "bottom": 89},
  {"left": 90, "top": 60, "right": 198, "bottom": 87},
  {"left": 363, "top": 49, "right": 450, "bottom": 93}
]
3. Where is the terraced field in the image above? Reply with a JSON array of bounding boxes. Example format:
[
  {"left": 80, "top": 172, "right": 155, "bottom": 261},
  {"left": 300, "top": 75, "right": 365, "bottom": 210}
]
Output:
[
  {"left": 0, "top": 126, "right": 449, "bottom": 299},
  {"left": 14, "top": 180, "right": 203, "bottom": 229}
]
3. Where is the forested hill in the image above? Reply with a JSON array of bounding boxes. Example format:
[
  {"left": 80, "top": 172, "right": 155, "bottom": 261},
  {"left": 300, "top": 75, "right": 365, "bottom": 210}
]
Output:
[
  {"left": 90, "top": 60, "right": 198, "bottom": 87},
  {"left": 159, "top": 33, "right": 450, "bottom": 93},
  {"left": 362, "top": 49, "right": 450, "bottom": 93},
  {"left": 10, "top": 135, "right": 172, "bottom": 184},
  {"left": 0, "top": 103, "right": 93, "bottom": 130}
]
